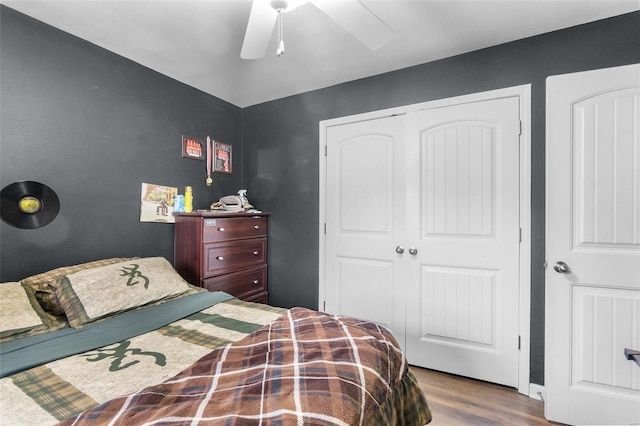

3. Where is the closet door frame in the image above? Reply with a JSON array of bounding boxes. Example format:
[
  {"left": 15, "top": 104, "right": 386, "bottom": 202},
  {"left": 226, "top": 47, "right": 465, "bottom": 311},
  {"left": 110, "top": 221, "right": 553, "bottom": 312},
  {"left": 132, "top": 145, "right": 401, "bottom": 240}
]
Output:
[{"left": 319, "top": 84, "right": 532, "bottom": 396}]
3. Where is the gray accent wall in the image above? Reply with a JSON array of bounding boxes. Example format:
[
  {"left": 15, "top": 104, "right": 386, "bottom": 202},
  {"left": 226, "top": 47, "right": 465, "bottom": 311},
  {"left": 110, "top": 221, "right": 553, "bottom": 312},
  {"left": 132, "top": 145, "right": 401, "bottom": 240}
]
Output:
[
  {"left": 1, "top": 6, "right": 243, "bottom": 280},
  {"left": 1, "top": 4, "right": 639, "bottom": 386},
  {"left": 242, "top": 12, "right": 640, "bottom": 386}
]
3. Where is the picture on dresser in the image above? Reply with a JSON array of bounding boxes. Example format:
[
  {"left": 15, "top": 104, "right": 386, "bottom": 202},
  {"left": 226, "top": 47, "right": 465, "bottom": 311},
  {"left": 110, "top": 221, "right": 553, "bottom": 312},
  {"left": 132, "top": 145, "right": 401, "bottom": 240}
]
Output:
[{"left": 140, "top": 183, "right": 178, "bottom": 223}]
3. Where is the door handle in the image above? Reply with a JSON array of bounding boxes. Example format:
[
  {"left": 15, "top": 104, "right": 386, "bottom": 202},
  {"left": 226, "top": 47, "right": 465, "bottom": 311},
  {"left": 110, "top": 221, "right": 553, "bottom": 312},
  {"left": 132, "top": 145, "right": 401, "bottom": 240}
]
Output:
[
  {"left": 395, "top": 246, "right": 405, "bottom": 254},
  {"left": 625, "top": 348, "right": 640, "bottom": 367},
  {"left": 409, "top": 247, "right": 418, "bottom": 255},
  {"left": 553, "top": 261, "right": 570, "bottom": 274}
]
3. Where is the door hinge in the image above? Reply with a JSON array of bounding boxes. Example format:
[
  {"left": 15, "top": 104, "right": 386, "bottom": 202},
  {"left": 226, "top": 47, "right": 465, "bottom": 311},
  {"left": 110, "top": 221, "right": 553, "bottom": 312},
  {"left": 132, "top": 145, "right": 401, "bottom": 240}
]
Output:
[
  {"left": 324, "top": 223, "right": 327, "bottom": 234},
  {"left": 519, "top": 120, "right": 522, "bottom": 136},
  {"left": 323, "top": 301, "right": 326, "bottom": 311},
  {"left": 518, "top": 335, "right": 521, "bottom": 350},
  {"left": 519, "top": 227, "right": 522, "bottom": 242},
  {"left": 324, "top": 145, "right": 327, "bottom": 156}
]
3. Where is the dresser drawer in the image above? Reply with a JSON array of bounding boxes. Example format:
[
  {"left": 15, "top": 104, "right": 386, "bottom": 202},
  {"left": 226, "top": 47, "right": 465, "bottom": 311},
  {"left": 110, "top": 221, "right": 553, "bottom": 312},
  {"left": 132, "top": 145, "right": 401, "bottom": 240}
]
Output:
[
  {"left": 203, "top": 216, "right": 267, "bottom": 242},
  {"left": 243, "top": 291, "right": 268, "bottom": 304},
  {"left": 202, "top": 266, "right": 267, "bottom": 299},
  {"left": 174, "top": 212, "right": 269, "bottom": 303},
  {"left": 203, "top": 238, "right": 267, "bottom": 276}
]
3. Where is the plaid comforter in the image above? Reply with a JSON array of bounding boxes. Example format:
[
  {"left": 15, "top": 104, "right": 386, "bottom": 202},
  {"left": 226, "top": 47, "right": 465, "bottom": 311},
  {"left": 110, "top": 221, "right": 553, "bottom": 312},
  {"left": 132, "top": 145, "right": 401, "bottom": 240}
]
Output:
[
  {"left": 0, "top": 299, "right": 285, "bottom": 425},
  {"left": 59, "top": 307, "right": 431, "bottom": 425}
]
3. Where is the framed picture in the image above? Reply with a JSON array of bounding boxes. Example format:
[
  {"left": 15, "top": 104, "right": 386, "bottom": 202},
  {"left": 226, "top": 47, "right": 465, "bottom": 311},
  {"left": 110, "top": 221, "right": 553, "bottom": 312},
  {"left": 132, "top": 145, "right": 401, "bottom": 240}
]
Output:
[
  {"left": 181, "top": 135, "right": 205, "bottom": 160},
  {"left": 139, "top": 183, "right": 178, "bottom": 223},
  {"left": 214, "top": 142, "right": 232, "bottom": 174}
]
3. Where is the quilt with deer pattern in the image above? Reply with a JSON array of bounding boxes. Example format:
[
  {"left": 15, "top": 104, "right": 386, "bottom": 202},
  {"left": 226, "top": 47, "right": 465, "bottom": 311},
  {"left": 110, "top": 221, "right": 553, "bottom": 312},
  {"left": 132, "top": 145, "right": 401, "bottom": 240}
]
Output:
[{"left": 0, "top": 256, "right": 430, "bottom": 425}]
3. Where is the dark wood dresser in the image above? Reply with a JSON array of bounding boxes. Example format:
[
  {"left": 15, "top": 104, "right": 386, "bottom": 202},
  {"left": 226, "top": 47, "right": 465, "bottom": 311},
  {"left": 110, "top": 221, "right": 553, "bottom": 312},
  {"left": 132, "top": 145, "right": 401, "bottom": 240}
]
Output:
[{"left": 173, "top": 211, "right": 269, "bottom": 303}]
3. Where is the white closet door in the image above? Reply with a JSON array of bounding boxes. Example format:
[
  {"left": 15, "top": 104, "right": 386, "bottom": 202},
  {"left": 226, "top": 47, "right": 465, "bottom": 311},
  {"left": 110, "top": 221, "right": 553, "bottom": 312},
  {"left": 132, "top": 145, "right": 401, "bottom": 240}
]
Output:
[
  {"left": 404, "top": 96, "right": 521, "bottom": 387},
  {"left": 546, "top": 64, "right": 640, "bottom": 425},
  {"left": 324, "top": 115, "right": 407, "bottom": 340}
]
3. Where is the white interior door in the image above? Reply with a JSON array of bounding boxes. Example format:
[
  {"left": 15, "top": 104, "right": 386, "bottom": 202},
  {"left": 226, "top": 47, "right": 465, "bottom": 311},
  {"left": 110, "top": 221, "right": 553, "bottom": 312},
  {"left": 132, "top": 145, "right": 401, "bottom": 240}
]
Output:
[
  {"left": 546, "top": 64, "right": 640, "bottom": 425},
  {"left": 324, "top": 115, "right": 407, "bottom": 340},
  {"left": 404, "top": 97, "right": 521, "bottom": 387}
]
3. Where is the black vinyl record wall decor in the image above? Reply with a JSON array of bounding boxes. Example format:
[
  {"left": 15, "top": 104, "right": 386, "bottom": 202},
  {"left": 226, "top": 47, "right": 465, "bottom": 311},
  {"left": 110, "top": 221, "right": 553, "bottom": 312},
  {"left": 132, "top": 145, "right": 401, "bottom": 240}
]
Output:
[{"left": 1, "top": 181, "right": 60, "bottom": 229}]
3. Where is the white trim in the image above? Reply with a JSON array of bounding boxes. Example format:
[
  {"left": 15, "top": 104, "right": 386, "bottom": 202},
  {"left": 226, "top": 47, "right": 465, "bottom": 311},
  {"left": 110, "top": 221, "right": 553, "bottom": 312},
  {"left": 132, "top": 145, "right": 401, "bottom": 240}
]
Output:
[
  {"left": 318, "top": 121, "right": 328, "bottom": 313},
  {"left": 517, "top": 85, "right": 532, "bottom": 397},
  {"left": 318, "top": 84, "right": 532, "bottom": 395}
]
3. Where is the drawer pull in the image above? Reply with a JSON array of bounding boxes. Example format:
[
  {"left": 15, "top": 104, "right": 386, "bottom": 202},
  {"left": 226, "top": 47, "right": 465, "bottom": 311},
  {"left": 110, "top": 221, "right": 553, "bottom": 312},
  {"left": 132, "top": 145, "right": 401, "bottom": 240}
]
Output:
[
  {"left": 253, "top": 251, "right": 259, "bottom": 255},
  {"left": 252, "top": 280, "right": 260, "bottom": 285},
  {"left": 254, "top": 225, "right": 260, "bottom": 229},
  {"left": 216, "top": 256, "right": 224, "bottom": 261},
  {"left": 218, "top": 227, "right": 225, "bottom": 232}
]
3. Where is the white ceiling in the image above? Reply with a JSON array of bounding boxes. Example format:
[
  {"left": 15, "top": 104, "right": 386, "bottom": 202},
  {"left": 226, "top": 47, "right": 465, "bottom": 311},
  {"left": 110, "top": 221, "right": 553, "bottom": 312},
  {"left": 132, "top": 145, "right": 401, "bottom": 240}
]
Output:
[{"left": 2, "top": 0, "right": 638, "bottom": 107}]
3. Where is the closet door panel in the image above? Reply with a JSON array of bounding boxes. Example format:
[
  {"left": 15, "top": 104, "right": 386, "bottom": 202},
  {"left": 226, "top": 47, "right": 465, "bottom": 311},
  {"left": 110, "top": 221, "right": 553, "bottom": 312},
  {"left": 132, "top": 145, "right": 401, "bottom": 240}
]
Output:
[
  {"left": 338, "top": 135, "right": 391, "bottom": 235},
  {"left": 406, "top": 96, "right": 521, "bottom": 388},
  {"left": 424, "top": 124, "right": 494, "bottom": 237},
  {"left": 324, "top": 115, "right": 407, "bottom": 339}
]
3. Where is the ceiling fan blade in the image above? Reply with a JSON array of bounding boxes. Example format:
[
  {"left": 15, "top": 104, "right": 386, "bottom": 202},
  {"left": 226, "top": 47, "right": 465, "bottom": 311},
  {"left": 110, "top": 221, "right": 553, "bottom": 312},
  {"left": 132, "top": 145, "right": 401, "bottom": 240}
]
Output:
[
  {"left": 241, "top": 0, "right": 278, "bottom": 59},
  {"left": 311, "top": 0, "right": 394, "bottom": 50}
]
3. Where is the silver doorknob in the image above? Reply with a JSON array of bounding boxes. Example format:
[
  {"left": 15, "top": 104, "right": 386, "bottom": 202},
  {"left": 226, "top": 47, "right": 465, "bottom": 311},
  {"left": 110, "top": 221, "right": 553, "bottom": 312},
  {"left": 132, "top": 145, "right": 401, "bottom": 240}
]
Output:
[
  {"left": 395, "top": 246, "right": 405, "bottom": 254},
  {"left": 553, "top": 261, "right": 570, "bottom": 274},
  {"left": 409, "top": 247, "right": 418, "bottom": 255}
]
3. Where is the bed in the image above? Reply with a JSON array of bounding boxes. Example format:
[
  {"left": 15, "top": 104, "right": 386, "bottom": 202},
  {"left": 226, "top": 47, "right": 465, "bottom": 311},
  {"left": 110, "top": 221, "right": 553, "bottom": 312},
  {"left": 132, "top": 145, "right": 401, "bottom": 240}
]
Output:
[{"left": 0, "top": 257, "right": 431, "bottom": 425}]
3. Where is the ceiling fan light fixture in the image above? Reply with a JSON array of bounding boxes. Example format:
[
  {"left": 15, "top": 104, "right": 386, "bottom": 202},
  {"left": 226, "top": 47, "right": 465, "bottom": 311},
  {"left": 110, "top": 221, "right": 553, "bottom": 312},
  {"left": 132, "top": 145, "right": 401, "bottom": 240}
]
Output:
[
  {"left": 269, "top": 0, "right": 309, "bottom": 13},
  {"left": 242, "top": 0, "right": 393, "bottom": 60}
]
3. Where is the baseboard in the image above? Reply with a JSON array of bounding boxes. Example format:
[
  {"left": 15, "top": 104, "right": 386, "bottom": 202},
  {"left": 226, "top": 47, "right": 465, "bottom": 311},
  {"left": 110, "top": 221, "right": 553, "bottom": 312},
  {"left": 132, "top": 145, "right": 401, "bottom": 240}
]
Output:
[{"left": 529, "top": 383, "right": 545, "bottom": 402}]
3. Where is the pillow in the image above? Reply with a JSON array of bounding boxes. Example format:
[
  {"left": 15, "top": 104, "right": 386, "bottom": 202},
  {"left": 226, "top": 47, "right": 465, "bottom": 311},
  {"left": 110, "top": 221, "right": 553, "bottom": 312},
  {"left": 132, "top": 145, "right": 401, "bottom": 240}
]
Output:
[
  {"left": 55, "top": 257, "right": 191, "bottom": 328},
  {"left": 0, "top": 282, "right": 67, "bottom": 342},
  {"left": 0, "top": 282, "right": 45, "bottom": 338},
  {"left": 21, "top": 257, "right": 139, "bottom": 316}
]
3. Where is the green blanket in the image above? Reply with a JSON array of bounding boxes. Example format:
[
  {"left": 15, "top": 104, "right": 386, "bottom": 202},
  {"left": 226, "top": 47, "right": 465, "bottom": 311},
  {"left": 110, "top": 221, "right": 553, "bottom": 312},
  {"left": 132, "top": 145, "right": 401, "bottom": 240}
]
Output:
[{"left": 0, "top": 291, "right": 235, "bottom": 378}]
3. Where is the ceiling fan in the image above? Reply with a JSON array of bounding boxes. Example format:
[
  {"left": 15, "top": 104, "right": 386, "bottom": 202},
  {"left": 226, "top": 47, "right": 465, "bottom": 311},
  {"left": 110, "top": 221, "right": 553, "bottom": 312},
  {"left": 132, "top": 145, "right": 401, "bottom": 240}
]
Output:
[{"left": 241, "top": 0, "right": 394, "bottom": 59}]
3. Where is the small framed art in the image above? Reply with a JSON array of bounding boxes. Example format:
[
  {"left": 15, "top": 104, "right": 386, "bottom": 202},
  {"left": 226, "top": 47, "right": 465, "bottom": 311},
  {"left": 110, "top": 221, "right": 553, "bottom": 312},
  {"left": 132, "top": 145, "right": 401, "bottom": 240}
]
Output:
[
  {"left": 140, "top": 183, "right": 178, "bottom": 223},
  {"left": 214, "top": 142, "right": 232, "bottom": 174},
  {"left": 181, "top": 135, "right": 205, "bottom": 160}
]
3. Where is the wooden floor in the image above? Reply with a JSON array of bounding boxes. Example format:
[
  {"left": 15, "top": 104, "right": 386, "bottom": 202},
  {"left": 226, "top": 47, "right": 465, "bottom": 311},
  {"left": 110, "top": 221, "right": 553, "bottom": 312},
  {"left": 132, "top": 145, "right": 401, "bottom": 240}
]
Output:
[{"left": 410, "top": 366, "right": 564, "bottom": 425}]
